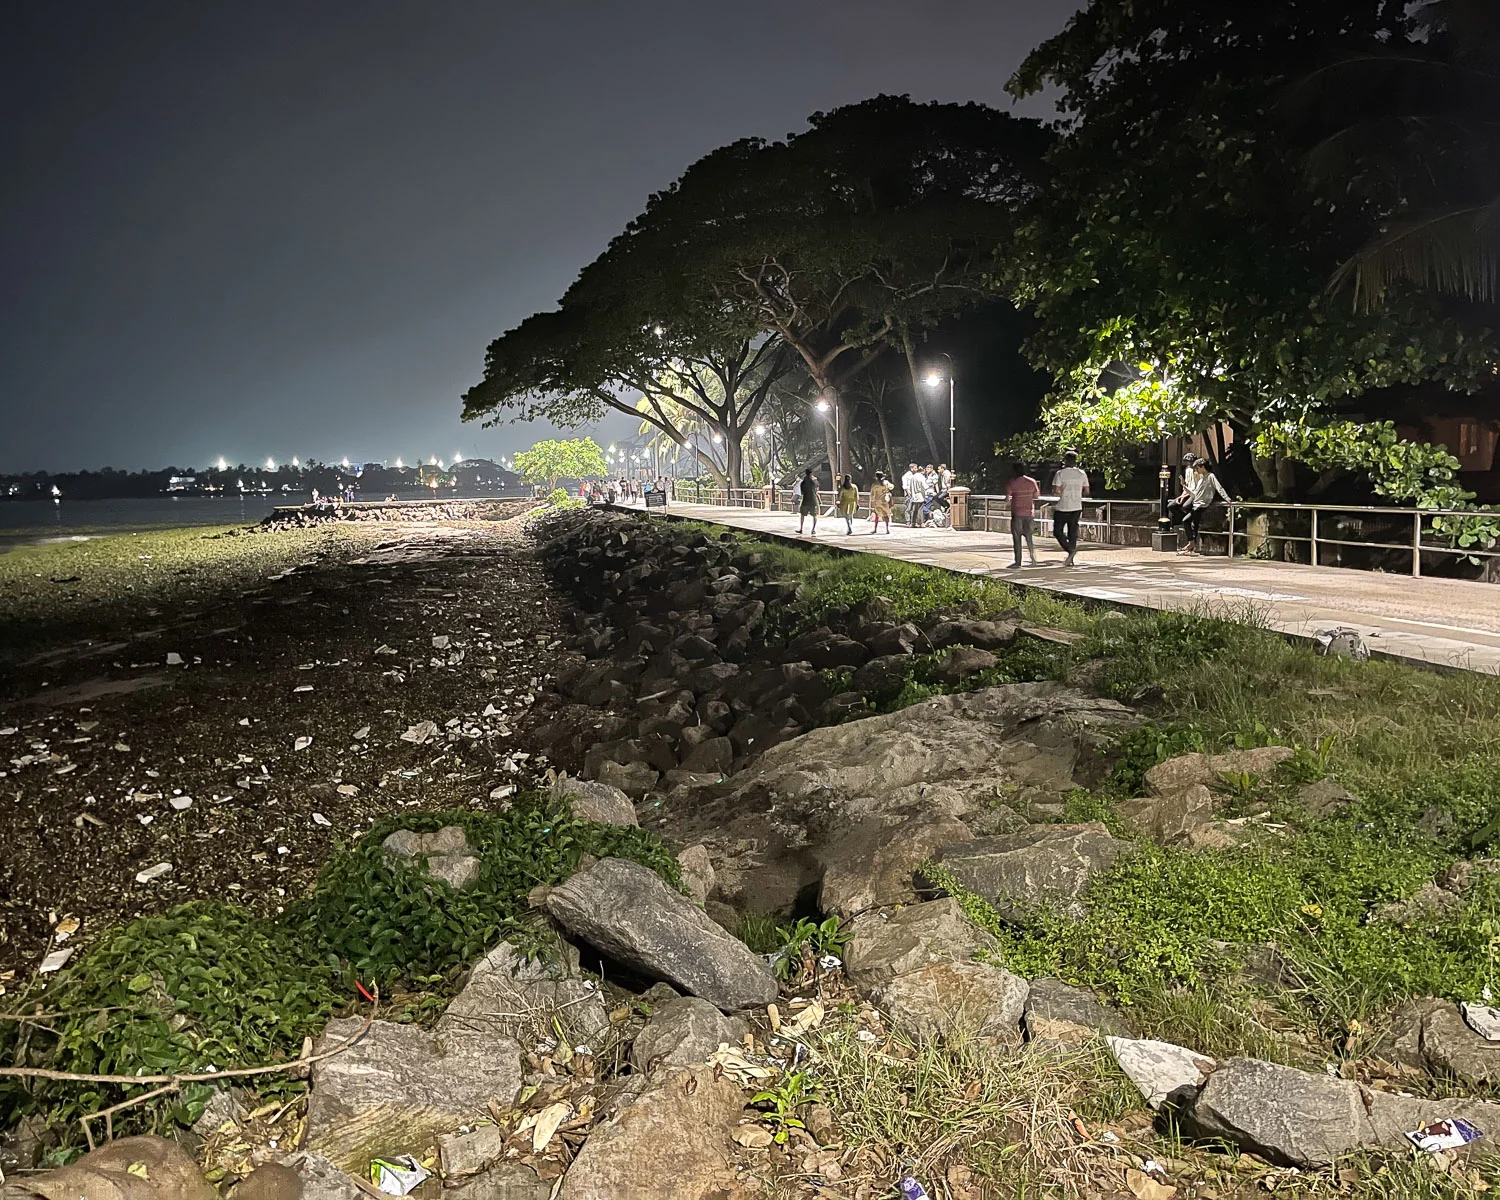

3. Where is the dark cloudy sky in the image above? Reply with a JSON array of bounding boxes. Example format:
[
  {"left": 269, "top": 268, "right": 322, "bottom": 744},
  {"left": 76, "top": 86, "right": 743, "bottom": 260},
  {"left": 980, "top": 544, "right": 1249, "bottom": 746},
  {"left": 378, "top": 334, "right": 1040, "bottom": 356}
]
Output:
[{"left": 0, "top": 1, "right": 1077, "bottom": 473}]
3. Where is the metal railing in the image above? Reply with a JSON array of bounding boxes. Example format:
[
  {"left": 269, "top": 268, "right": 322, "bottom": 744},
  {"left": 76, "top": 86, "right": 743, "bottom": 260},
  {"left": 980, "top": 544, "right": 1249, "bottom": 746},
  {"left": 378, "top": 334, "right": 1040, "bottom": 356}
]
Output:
[{"left": 667, "top": 482, "right": 1498, "bottom": 579}]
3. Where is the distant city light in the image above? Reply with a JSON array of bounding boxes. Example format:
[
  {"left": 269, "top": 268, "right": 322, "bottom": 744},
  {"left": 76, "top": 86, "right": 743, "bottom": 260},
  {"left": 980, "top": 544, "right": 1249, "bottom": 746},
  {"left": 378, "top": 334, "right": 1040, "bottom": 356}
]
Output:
[
  {"left": 341, "top": 457, "right": 350, "bottom": 468},
  {"left": 292, "top": 456, "right": 300, "bottom": 467},
  {"left": 453, "top": 452, "right": 462, "bottom": 464},
  {"left": 395, "top": 457, "right": 403, "bottom": 469},
  {"left": 216, "top": 457, "right": 227, "bottom": 470},
  {"left": 265, "top": 457, "right": 276, "bottom": 469}
]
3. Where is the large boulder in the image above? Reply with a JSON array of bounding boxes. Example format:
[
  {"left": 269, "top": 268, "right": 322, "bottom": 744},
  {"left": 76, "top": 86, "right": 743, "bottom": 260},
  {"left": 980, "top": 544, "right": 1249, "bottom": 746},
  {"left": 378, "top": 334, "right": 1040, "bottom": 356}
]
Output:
[
  {"left": 1421, "top": 1002, "right": 1500, "bottom": 1086},
  {"left": 1106, "top": 1037, "right": 1214, "bottom": 1110},
  {"left": 934, "top": 824, "right": 1130, "bottom": 919},
  {"left": 818, "top": 814, "right": 974, "bottom": 917},
  {"left": 1144, "top": 747, "right": 1295, "bottom": 797},
  {"left": 596, "top": 760, "right": 660, "bottom": 797},
  {"left": 545, "top": 858, "right": 776, "bottom": 1011},
  {"left": 305, "top": 1017, "right": 522, "bottom": 1171},
  {"left": 558, "top": 1065, "right": 745, "bottom": 1200},
  {"left": 7, "top": 1137, "right": 214, "bottom": 1200},
  {"left": 676, "top": 843, "right": 715, "bottom": 905},
  {"left": 930, "top": 646, "right": 999, "bottom": 685},
  {"left": 381, "top": 826, "right": 480, "bottom": 890},
  {"left": 844, "top": 897, "right": 998, "bottom": 986},
  {"left": 1193, "top": 1056, "right": 1500, "bottom": 1168},
  {"left": 551, "top": 774, "right": 638, "bottom": 826},
  {"left": 630, "top": 996, "right": 747, "bottom": 1073},
  {"left": 1114, "top": 784, "right": 1215, "bottom": 846},
  {"left": 436, "top": 940, "right": 610, "bottom": 1052},
  {"left": 872, "top": 961, "right": 1028, "bottom": 1042},
  {"left": 850, "top": 654, "right": 912, "bottom": 698},
  {"left": 927, "top": 619, "right": 1018, "bottom": 651},
  {"left": 1023, "top": 978, "right": 1132, "bottom": 1045}
]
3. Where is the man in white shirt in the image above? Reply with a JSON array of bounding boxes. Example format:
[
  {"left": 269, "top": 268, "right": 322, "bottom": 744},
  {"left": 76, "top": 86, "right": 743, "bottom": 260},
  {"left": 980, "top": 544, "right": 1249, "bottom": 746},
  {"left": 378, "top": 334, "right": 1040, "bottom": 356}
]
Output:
[
  {"left": 901, "top": 462, "right": 927, "bottom": 527},
  {"left": 1050, "top": 450, "right": 1090, "bottom": 567}
]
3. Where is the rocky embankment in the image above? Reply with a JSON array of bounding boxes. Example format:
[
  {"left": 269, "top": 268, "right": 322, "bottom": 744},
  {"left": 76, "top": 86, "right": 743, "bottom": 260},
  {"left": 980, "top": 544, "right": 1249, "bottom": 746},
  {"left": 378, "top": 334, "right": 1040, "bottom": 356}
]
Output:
[
  {"left": 257, "top": 498, "right": 535, "bottom": 531},
  {"left": 5, "top": 507, "right": 1498, "bottom": 1199}
]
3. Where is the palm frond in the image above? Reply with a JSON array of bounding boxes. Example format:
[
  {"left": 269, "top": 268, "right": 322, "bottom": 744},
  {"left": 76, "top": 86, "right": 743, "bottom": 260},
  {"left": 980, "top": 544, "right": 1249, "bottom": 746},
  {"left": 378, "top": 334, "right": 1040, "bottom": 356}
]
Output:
[{"left": 1331, "top": 196, "right": 1500, "bottom": 307}]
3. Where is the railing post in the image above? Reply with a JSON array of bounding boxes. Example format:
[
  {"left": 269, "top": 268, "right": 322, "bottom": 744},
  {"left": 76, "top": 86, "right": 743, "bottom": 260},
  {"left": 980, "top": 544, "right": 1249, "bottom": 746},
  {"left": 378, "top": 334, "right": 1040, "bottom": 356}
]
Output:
[
  {"left": 1413, "top": 511, "right": 1422, "bottom": 577},
  {"left": 1105, "top": 499, "right": 1113, "bottom": 544},
  {"left": 1228, "top": 505, "right": 1235, "bottom": 559},
  {"left": 1310, "top": 509, "right": 1318, "bottom": 567}
]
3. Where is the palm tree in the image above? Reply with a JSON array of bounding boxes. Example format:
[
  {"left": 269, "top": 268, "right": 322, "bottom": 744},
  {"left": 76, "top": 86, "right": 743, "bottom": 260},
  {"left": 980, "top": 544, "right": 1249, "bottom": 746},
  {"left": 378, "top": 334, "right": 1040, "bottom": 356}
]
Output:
[{"left": 1294, "top": 0, "right": 1500, "bottom": 307}]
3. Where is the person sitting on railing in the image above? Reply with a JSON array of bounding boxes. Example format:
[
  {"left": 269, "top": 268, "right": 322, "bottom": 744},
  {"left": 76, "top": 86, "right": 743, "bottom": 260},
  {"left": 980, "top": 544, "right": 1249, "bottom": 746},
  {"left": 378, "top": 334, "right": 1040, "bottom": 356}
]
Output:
[
  {"left": 1167, "top": 453, "right": 1197, "bottom": 527},
  {"left": 1180, "top": 459, "right": 1231, "bottom": 554}
]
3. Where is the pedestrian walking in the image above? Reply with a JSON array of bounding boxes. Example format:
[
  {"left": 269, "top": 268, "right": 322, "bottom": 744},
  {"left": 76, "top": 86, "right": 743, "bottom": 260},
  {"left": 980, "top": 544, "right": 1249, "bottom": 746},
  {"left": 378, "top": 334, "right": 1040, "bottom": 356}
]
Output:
[
  {"left": 1051, "top": 450, "right": 1090, "bottom": 567},
  {"left": 901, "top": 462, "right": 927, "bottom": 527},
  {"left": 868, "top": 471, "right": 894, "bottom": 534},
  {"left": 1004, "top": 462, "right": 1041, "bottom": 567},
  {"left": 836, "top": 474, "right": 859, "bottom": 534},
  {"left": 1179, "top": 459, "right": 1232, "bottom": 554},
  {"left": 797, "top": 468, "right": 820, "bottom": 535}
]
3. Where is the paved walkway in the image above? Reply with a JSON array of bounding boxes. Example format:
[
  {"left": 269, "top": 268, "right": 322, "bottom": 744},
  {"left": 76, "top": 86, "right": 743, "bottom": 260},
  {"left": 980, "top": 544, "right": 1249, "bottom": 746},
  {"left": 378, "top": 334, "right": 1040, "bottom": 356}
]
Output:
[{"left": 632, "top": 500, "right": 1500, "bottom": 675}]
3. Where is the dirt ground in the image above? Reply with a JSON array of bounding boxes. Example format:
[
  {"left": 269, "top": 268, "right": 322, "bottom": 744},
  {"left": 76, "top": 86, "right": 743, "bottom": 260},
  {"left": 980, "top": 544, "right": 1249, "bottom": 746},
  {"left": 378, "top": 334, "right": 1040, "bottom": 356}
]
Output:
[{"left": 0, "top": 511, "right": 569, "bottom": 984}]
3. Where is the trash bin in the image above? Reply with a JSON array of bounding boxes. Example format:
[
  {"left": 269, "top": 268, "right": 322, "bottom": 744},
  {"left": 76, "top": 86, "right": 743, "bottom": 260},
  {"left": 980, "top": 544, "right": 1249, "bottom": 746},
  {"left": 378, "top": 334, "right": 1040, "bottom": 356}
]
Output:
[{"left": 948, "top": 486, "right": 970, "bottom": 530}]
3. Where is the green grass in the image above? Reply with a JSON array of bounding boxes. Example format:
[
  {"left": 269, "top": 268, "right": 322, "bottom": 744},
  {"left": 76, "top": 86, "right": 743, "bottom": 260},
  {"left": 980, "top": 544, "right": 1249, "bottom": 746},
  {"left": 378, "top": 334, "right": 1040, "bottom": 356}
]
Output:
[
  {"left": 0, "top": 523, "right": 379, "bottom": 661},
  {"left": 0, "top": 795, "right": 681, "bottom": 1155}
]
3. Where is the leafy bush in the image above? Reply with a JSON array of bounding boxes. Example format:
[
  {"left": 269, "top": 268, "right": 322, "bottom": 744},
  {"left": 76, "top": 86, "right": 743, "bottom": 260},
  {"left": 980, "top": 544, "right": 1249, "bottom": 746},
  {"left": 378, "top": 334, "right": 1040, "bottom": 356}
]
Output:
[
  {"left": 290, "top": 797, "right": 681, "bottom": 984},
  {"left": 0, "top": 903, "right": 337, "bottom": 1143},
  {"left": 1106, "top": 724, "right": 1207, "bottom": 794}
]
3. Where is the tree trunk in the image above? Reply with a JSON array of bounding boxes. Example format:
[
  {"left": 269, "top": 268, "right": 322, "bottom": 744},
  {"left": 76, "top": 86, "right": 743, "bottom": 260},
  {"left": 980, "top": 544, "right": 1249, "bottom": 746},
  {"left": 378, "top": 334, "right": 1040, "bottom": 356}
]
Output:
[
  {"left": 725, "top": 436, "right": 743, "bottom": 489},
  {"left": 897, "top": 324, "right": 943, "bottom": 464},
  {"left": 874, "top": 402, "right": 896, "bottom": 481}
]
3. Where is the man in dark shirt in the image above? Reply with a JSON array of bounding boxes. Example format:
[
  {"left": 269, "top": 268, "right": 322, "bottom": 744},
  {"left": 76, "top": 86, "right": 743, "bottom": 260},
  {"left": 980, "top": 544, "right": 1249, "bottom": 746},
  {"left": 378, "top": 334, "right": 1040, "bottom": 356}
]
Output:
[{"left": 797, "top": 468, "right": 820, "bottom": 535}]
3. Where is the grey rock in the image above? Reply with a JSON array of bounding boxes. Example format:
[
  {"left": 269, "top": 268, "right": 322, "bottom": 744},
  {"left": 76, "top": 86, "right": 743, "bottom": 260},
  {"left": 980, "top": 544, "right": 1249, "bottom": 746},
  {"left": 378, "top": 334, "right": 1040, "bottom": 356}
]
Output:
[
  {"left": 844, "top": 897, "right": 998, "bottom": 986},
  {"left": 930, "top": 646, "right": 999, "bottom": 685},
  {"left": 445, "top": 1164, "right": 550, "bottom": 1200},
  {"left": 1370, "top": 883, "right": 1460, "bottom": 926},
  {"left": 596, "top": 759, "right": 660, "bottom": 798},
  {"left": 935, "top": 824, "right": 1130, "bottom": 919},
  {"left": 381, "top": 826, "right": 480, "bottom": 890},
  {"left": 928, "top": 619, "right": 1018, "bottom": 651},
  {"left": 850, "top": 654, "right": 912, "bottom": 697},
  {"left": 1193, "top": 1057, "right": 1359, "bottom": 1167},
  {"left": 1023, "top": 978, "right": 1132, "bottom": 1044},
  {"left": 1298, "top": 777, "right": 1355, "bottom": 817},
  {"left": 630, "top": 996, "right": 747, "bottom": 1073},
  {"left": 305, "top": 1017, "right": 522, "bottom": 1172},
  {"left": 680, "top": 736, "right": 733, "bottom": 775},
  {"left": 866, "top": 622, "right": 924, "bottom": 656},
  {"left": 545, "top": 857, "right": 776, "bottom": 1011},
  {"left": 820, "top": 814, "right": 973, "bottom": 917},
  {"left": 550, "top": 774, "right": 638, "bottom": 826},
  {"left": 1422, "top": 1001, "right": 1500, "bottom": 1086},
  {"left": 676, "top": 844, "right": 715, "bottom": 905},
  {"left": 872, "top": 960, "right": 1028, "bottom": 1042},
  {"left": 1144, "top": 747, "right": 1294, "bottom": 797},
  {"left": 1114, "top": 784, "right": 1215, "bottom": 845},
  {"left": 436, "top": 940, "right": 609, "bottom": 1051},
  {"left": 437, "top": 1124, "right": 506, "bottom": 1178},
  {"left": 260, "top": 1154, "right": 364, "bottom": 1200},
  {"left": 558, "top": 1065, "right": 744, "bottom": 1200},
  {"left": 1105, "top": 1036, "right": 1215, "bottom": 1110}
]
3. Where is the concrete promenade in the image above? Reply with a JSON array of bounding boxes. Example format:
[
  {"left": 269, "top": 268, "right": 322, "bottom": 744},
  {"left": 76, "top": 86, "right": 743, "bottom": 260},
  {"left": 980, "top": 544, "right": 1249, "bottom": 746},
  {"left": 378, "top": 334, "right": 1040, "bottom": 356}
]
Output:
[{"left": 632, "top": 499, "right": 1500, "bottom": 676}]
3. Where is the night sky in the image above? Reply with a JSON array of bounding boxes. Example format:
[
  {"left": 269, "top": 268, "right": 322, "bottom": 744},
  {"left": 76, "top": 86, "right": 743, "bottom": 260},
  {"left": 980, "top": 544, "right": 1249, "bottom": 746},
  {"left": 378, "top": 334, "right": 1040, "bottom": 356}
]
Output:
[{"left": 0, "top": 2, "right": 1077, "bottom": 474}]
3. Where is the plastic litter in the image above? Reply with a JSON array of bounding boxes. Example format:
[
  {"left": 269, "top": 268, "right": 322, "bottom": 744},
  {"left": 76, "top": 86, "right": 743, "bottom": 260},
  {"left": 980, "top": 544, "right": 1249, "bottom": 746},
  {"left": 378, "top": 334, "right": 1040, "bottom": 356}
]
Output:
[
  {"left": 369, "top": 1155, "right": 429, "bottom": 1195},
  {"left": 1406, "top": 1118, "right": 1483, "bottom": 1153},
  {"left": 898, "top": 1176, "right": 931, "bottom": 1200},
  {"left": 39, "top": 947, "right": 75, "bottom": 973},
  {"left": 1314, "top": 627, "right": 1369, "bottom": 661}
]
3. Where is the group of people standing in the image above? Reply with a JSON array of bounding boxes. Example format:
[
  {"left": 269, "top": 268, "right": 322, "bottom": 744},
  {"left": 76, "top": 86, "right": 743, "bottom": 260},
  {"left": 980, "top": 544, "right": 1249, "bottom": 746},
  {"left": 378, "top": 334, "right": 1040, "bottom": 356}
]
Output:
[
  {"left": 794, "top": 461, "right": 953, "bottom": 536},
  {"left": 1003, "top": 450, "right": 1090, "bottom": 567}
]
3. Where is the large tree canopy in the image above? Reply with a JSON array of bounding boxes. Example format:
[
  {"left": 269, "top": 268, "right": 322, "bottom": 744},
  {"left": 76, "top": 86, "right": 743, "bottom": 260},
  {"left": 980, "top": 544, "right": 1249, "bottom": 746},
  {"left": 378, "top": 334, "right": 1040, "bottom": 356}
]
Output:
[
  {"left": 1005, "top": 0, "right": 1499, "bottom": 500},
  {"left": 463, "top": 96, "right": 1050, "bottom": 482}
]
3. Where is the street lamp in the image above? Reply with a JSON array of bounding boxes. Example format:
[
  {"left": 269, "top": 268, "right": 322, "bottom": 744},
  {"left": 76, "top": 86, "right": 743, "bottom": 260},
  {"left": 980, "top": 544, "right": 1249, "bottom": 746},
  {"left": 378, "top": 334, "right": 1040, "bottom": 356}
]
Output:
[
  {"left": 815, "top": 395, "right": 840, "bottom": 487},
  {"left": 923, "top": 352, "right": 956, "bottom": 470}
]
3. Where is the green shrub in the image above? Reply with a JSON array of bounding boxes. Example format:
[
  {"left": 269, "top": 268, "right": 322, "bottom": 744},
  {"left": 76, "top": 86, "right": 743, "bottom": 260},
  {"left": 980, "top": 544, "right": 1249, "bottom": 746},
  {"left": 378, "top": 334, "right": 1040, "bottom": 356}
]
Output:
[
  {"left": 0, "top": 903, "right": 337, "bottom": 1144},
  {"left": 289, "top": 797, "right": 681, "bottom": 984}
]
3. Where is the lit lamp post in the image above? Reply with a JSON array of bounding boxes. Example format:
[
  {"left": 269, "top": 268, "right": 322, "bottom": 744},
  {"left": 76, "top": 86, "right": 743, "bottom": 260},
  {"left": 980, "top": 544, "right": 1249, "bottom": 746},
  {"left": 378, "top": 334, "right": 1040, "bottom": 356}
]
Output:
[
  {"left": 815, "top": 396, "right": 840, "bottom": 488},
  {"left": 923, "top": 352, "right": 956, "bottom": 469}
]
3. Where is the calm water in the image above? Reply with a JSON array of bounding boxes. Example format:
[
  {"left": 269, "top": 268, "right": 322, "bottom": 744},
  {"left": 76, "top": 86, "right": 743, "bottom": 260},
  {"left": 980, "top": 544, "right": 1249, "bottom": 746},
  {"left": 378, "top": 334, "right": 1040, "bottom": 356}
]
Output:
[{"left": 0, "top": 490, "right": 527, "bottom": 549}]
